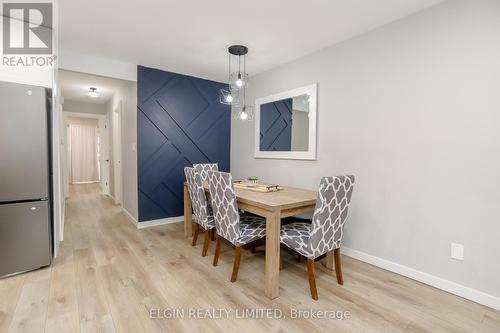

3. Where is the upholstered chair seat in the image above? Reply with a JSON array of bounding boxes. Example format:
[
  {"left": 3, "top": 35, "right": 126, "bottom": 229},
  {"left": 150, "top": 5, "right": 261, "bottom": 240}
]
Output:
[
  {"left": 280, "top": 175, "right": 355, "bottom": 300},
  {"left": 280, "top": 222, "right": 313, "bottom": 258},
  {"left": 235, "top": 215, "right": 267, "bottom": 246}
]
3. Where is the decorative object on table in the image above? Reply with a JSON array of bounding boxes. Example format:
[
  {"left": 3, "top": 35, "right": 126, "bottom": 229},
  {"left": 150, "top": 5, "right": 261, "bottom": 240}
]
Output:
[
  {"left": 247, "top": 176, "right": 258, "bottom": 186},
  {"left": 233, "top": 180, "right": 283, "bottom": 193},
  {"left": 219, "top": 45, "right": 254, "bottom": 121}
]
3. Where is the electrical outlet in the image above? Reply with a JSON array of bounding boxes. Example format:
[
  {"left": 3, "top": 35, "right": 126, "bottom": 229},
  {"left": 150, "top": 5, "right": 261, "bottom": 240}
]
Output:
[{"left": 451, "top": 243, "right": 464, "bottom": 260}]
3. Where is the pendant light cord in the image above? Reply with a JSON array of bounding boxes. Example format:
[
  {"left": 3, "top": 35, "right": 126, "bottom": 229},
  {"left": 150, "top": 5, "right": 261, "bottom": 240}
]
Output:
[
  {"left": 228, "top": 52, "right": 231, "bottom": 87},
  {"left": 243, "top": 55, "right": 246, "bottom": 105},
  {"left": 243, "top": 54, "right": 246, "bottom": 106}
]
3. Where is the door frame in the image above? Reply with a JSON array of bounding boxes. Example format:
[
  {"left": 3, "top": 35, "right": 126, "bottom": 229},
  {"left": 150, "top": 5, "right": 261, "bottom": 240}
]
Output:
[
  {"left": 62, "top": 111, "right": 108, "bottom": 196},
  {"left": 112, "top": 102, "right": 123, "bottom": 205},
  {"left": 98, "top": 115, "right": 111, "bottom": 196}
]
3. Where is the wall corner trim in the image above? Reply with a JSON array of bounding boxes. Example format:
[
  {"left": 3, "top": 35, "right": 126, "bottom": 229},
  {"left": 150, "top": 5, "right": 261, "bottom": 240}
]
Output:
[
  {"left": 341, "top": 247, "right": 500, "bottom": 311},
  {"left": 122, "top": 207, "right": 183, "bottom": 229}
]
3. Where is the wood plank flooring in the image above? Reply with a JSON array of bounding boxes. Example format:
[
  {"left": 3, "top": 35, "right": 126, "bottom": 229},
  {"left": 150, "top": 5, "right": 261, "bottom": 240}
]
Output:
[{"left": 0, "top": 183, "right": 498, "bottom": 332}]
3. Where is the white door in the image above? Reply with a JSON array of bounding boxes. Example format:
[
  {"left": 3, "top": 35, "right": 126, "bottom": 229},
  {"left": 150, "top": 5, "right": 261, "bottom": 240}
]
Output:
[
  {"left": 113, "top": 104, "right": 122, "bottom": 205},
  {"left": 99, "top": 116, "right": 111, "bottom": 195}
]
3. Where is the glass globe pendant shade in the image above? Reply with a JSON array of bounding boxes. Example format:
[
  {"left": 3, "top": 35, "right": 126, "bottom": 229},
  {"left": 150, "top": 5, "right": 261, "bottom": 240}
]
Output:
[
  {"left": 219, "top": 88, "right": 237, "bottom": 105},
  {"left": 230, "top": 72, "right": 248, "bottom": 90},
  {"left": 240, "top": 110, "right": 248, "bottom": 120},
  {"left": 233, "top": 104, "right": 254, "bottom": 121}
]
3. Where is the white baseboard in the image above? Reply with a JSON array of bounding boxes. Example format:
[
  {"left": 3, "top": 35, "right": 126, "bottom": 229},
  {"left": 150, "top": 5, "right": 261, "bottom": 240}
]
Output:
[
  {"left": 341, "top": 247, "right": 500, "bottom": 311},
  {"left": 121, "top": 207, "right": 183, "bottom": 229}
]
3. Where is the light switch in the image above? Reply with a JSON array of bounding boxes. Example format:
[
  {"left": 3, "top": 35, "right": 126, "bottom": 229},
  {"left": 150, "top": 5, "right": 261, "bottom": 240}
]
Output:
[
  {"left": 451, "top": 243, "right": 464, "bottom": 260},
  {"left": 132, "top": 142, "right": 136, "bottom": 151}
]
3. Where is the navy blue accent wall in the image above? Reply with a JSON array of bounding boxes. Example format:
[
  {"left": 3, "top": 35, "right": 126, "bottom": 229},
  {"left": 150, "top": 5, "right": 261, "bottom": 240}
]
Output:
[
  {"left": 137, "top": 65, "right": 231, "bottom": 222},
  {"left": 259, "top": 98, "right": 293, "bottom": 151}
]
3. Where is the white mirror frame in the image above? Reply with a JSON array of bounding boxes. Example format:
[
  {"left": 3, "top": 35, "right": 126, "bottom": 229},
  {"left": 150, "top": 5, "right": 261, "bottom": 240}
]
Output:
[{"left": 254, "top": 83, "right": 317, "bottom": 160}]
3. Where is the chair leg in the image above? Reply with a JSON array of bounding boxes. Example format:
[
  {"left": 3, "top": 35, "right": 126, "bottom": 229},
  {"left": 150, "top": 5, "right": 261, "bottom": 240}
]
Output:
[
  {"left": 251, "top": 242, "right": 256, "bottom": 253},
  {"left": 201, "top": 229, "right": 210, "bottom": 257},
  {"left": 213, "top": 235, "right": 222, "bottom": 266},
  {"left": 230, "top": 246, "right": 242, "bottom": 282},
  {"left": 334, "top": 248, "right": 343, "bottom": 285},
  {"left": 306, "top": 259, "right": 319, "bottom": 300},
  {"left": 191, "top": 224, "right": 200, "bottom": 246},
  {"left": 210, "top": 229, "right": 216, "bottom": 241}
]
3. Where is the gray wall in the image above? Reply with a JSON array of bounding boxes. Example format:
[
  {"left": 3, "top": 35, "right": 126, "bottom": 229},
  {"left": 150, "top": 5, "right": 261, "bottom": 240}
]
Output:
[
  {"left": 121, "top": 82, "right": 138, "bottom": 221},
  {"left": 66, "top": 116, "right": 99, "bottom": 127},
  {"left": 106, "top": 98, "right": 115, "bottom": 199},
  {"left": 291, "top": 110, "right": 309, "bottom": 151},
  {"left": 106, "top": 80, "right": 138, "bottom": 220},
  {"left": 63, "top": 99, "right": 107, "bottom": 115},
  {"left": 231, "top": 0, "right": 500, "bottom": 297}
]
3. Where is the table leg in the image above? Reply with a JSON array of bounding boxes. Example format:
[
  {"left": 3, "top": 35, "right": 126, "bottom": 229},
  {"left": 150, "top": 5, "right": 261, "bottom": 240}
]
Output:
[
  {"left": 325, "top": 250, "right": 334, "bottom": 270},
  {"left": 265, "top": 210, "right": 281, "bottom": 299},
  {"left": 183, "top": 185, "right": 192, "bottom": 237}
]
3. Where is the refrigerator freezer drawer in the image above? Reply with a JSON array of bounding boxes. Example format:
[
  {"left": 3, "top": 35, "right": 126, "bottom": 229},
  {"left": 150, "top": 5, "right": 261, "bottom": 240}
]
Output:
[{"left": 0, "top": 201, "right": 51, "bottom": 277}]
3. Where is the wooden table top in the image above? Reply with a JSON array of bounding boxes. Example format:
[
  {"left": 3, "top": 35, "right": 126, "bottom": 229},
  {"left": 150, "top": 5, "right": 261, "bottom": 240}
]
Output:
[
  {"left": 185, "top": 181, "right": 317, "bottom": 212},
  {"left": 234, "top": 185, "right": 317, "bottom": 211}
]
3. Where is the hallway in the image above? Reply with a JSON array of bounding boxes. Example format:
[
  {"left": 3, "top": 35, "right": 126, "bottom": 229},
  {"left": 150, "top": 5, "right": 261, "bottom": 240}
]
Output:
[{"left": 1, "top": 184, "right": 499, "bottom": 332}]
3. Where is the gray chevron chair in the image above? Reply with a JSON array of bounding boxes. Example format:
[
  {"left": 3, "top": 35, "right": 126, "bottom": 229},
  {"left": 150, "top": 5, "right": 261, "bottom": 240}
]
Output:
[
  {"left": 193, "top": 163, "right": 218, "bottom": 219},
  {"left": 207, "top": 170, "right": 266, "bottom": 282},
  {"left": 184, "top": 167, "right": 215, "bottom": 257},
  {"left": 280, "top": 175, "right": 355, "bottom": 300},
  {"left": 193, "top": 163, "right": 218, "bottom": 181}
]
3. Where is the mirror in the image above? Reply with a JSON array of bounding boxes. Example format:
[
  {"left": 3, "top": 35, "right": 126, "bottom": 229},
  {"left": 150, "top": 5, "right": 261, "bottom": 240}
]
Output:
[{"left": 255, "top": 84, "right": 317, "bottom": 160}]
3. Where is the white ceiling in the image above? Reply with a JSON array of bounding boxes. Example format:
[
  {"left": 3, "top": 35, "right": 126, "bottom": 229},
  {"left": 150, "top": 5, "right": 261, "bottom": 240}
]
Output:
[
  {"left": 60, "top": 0, "right": 444, "bottom": 82},
  {"left": 59, "top": 70, "right": 126, "bottom": 104}
]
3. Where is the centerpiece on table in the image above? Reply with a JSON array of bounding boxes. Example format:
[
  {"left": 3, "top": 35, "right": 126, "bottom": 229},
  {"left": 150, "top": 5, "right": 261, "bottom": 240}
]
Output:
[{"left": 247, "top": 176, "right": 258, "bottom": 186}]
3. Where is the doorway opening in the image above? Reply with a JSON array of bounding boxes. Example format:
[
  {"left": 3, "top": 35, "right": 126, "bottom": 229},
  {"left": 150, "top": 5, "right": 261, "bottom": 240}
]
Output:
[
  {"left": 66, "top": 115, "right": 102, "bottom": 186},
  {"left": 59, "top": 69, "right": 128, "bottom": 204}
]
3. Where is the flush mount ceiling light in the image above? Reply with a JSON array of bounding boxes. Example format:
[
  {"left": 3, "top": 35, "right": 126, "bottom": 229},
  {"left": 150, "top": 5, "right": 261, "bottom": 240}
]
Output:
[
  {"left": 88, "top": 87, "right": 98, "bottom": 98},
  {"left": 219, "top": 45, "right": 253, "bottom": 121}
]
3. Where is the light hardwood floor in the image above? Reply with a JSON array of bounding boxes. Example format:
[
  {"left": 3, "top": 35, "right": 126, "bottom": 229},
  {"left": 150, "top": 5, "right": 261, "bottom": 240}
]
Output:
[{"left": 1, "top": 184, "right": 499, "bottom": 332}]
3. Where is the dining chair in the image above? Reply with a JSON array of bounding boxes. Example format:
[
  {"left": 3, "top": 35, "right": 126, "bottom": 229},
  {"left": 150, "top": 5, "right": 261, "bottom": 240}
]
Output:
[
  {"left": 280, "top": 175, "right": 355, "bottom": 300},
  {"left": 193, "top": 163, "right": 218, "bottom": 239},
  {"left": 207, "top": 170, "right": 266, "bottom": 282},
  {"left": 193, "top": 163, "right": 218, "bottom": 181},
  {"left": 184, "top": 167, "right": 215, "bottom": 257}
]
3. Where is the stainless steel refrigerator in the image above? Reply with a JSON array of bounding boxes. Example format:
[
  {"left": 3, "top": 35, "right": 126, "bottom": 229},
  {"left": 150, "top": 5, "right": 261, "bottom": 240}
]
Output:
[{"left": 0, "top": 81, "right": 52, "bottom": 277}]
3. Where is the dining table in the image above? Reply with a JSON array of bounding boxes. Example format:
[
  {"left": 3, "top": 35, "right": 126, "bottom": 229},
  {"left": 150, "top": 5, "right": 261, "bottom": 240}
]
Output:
[{"left": 183, "top": 181, "right": 338, "bottom": 299}]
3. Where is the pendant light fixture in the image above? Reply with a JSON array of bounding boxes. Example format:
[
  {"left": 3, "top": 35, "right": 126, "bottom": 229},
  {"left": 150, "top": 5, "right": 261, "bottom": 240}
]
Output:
[{"left": 219, "top": 45, "right": 253, "bottom": 120}]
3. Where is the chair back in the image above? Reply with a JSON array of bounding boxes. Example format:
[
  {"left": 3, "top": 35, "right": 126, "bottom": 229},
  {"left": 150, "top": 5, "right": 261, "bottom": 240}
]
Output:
[
  {"left": 308, "top": 176, "right": 355, "bottom": 258},
  {"left": 184, "top": 167, "right": 209, "bottom": 228},
  {"left": 193, "top": 163, "right": 218, "bottom": 182},
  {"left": 207, "top": 170, "right": 241, "bottom": 243}
]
